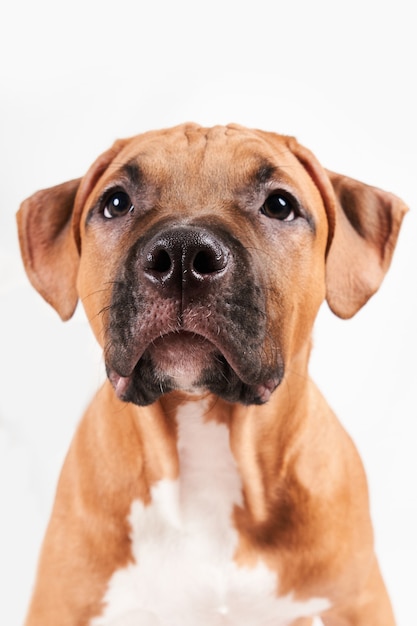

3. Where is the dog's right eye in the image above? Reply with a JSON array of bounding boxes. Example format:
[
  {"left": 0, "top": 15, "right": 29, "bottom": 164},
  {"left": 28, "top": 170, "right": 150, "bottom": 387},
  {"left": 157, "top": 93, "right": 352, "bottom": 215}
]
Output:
[{"left": 103, "top": 191, "right": 134, "bottom": 219}]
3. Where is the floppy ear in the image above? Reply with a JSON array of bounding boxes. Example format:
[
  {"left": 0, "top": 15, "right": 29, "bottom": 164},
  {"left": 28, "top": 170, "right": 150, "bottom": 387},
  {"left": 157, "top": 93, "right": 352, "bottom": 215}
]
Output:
[
  {"left": 325, "top": 171, "right": 408, "bottom": 318},
  {"left": 16, "top": 139, "right": 128, "bottom": 321},
  {"left": 285, "top": 137, "right": 408, "bottom": 319},
  {"left": 17, "top": 179, "right": 81, "bottom": 321}
]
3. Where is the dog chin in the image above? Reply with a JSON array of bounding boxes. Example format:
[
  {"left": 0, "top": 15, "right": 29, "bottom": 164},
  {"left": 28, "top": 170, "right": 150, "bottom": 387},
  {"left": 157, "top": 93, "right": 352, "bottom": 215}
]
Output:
[{"left": 149, "top": 332, "right": 218, "bottom": 389}]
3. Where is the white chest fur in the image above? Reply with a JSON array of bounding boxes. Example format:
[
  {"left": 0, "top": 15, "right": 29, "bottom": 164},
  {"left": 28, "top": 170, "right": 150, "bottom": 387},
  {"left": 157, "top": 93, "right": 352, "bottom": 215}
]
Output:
[{"left": 91, "top": 401, "right": 329, "bottom": 626}]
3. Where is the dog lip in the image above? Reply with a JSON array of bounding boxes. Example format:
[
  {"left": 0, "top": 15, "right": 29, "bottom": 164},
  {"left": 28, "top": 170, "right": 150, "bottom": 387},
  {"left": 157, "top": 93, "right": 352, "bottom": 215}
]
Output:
[
  {"left": 106, "top": 330, "right": 215, "bottom": 400},
  {"left": 106, "top": 329, "right": 282, "bottom": 405},
  {"left": 109, "top": 328, "right": 253, "bottom": 386}
]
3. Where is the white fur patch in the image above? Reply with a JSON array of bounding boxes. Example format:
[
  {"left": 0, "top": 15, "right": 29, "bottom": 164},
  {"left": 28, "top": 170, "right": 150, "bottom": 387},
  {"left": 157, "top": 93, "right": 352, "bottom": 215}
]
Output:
[{"left": 91, "top": 401, "right": 330, "bottom": 625}]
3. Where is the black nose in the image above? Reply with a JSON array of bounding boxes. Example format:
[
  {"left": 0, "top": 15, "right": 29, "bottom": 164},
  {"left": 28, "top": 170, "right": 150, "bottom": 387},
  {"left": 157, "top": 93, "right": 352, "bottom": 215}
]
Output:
[{"left": 143, "top": 226, "right": 230, "bottom": 292}]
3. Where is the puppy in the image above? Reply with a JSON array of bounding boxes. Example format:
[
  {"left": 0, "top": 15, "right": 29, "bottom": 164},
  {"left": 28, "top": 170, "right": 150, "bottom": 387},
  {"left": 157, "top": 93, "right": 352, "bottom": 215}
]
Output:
[{"left": 17, "top": 123, "right": 407, "bottom": 625}]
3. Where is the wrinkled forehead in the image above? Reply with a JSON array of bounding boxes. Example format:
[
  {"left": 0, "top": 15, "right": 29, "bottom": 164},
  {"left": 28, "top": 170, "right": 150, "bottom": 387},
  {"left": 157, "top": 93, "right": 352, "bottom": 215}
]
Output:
[{"left": 94, "top": 124, "right": 317, "bottom": 205}]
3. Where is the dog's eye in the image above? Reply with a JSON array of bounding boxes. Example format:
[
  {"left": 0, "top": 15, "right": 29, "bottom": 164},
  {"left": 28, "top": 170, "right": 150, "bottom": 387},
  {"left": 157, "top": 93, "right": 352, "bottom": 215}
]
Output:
[
  {"left": 103, "top": 191, "right": 134, "bottom": 219},
  {"left": 261, "top": 194, "right": 296, "bottom": 222}
]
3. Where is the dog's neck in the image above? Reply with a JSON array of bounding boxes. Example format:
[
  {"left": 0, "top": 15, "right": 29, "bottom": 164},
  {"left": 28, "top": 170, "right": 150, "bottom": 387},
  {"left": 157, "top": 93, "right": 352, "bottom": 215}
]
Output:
[{"left": 127, "top": 340, "right": 315, "bottom": 526}]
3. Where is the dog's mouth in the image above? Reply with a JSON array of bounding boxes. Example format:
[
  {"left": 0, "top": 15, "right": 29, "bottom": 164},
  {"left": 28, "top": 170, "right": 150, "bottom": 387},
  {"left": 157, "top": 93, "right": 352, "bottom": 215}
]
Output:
[
  {"left": 106, "top": 330, "right": 282, "bottom": 406},
  {"left": 109, "top": 331, "right": 217, "bottom": 395}
]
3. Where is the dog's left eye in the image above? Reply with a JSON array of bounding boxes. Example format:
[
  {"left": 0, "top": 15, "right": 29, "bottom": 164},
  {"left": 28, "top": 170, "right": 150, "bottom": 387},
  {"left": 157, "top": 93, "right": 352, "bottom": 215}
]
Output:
[
  {"left": 103, "top": 191, "right": 134, "bottom": 219},
  {"left": 261, "top": 194, "right": 297, "bottom": 221}
]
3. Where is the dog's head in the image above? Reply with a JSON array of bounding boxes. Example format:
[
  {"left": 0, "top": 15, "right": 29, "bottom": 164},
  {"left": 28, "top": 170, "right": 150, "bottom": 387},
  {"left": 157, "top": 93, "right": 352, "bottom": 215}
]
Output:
[{"left": 17, "top": 123, "right": 407, "bottom": 405}]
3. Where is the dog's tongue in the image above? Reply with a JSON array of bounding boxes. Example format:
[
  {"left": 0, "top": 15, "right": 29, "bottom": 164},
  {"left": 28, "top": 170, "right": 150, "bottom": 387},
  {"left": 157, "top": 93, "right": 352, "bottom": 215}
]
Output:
[{"left": 108, "top": 371, "right": 131, "bottom": 398}]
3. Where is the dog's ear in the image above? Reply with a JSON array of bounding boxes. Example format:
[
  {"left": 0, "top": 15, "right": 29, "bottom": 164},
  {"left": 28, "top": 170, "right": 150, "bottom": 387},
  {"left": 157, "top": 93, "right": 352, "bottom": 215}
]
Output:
[
  {"left": 324, "top": 171, "right": 408, "bottom": 318},
  {"left": 286, "top": 137, "right": 408, "bottom": 319},
  {"left": 17, "top": 139, "right": 128, "bottom": 321},
  {"left": 17, "top": 179, "right": 81, "bottom": 321}
]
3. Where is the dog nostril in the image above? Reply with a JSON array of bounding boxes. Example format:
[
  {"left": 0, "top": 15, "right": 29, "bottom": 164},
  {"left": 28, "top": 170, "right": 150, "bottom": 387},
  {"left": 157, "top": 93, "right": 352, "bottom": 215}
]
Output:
[
  {"left": 193, "top": 250, "right": 226, "bottom": 275},
  {"left": 146, "top": 249, "right": 172, "bottom": 274}
]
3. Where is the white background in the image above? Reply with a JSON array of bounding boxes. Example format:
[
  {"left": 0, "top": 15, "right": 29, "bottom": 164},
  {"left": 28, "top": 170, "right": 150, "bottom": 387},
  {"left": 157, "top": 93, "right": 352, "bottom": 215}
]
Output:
[{"left": 0, "top": 1, "right": 416, "bottom": 624}]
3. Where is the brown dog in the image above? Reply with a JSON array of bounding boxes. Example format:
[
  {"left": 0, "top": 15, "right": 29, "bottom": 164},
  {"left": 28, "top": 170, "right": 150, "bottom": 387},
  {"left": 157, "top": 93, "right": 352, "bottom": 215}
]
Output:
[{"left": 17, "top": 123, "right": 407, "bottom": 625}]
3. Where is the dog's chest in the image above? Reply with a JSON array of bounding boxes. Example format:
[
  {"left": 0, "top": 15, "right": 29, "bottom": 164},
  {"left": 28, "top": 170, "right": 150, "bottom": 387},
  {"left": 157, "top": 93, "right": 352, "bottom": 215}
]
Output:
[{"left": 91, "top": 401, "right": 329, "bottom": 626}]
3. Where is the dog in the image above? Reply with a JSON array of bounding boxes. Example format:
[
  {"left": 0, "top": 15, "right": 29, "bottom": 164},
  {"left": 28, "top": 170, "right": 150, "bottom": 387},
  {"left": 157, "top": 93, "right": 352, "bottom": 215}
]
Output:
[{"left": 17, "top": 123, "right": 407, "bottom": 625}]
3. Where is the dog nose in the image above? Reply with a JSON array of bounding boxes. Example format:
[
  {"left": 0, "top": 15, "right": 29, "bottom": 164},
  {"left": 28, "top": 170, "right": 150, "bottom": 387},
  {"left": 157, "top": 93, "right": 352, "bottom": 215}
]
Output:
[{"left": 143, "top": 226, "right": 230, "bottom": 292}]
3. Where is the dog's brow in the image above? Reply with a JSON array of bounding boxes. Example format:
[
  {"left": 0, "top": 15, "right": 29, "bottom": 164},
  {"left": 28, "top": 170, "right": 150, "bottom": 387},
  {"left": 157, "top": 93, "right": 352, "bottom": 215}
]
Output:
[
  {"left": 117, "top": 160, "right": 143, "bottom": 185},
  {"left": 252, "top": 161, "right": 278, "bottom": 185},
  {"left": 250, "top": 160, "right": 278, "bottom": 187}
]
